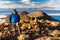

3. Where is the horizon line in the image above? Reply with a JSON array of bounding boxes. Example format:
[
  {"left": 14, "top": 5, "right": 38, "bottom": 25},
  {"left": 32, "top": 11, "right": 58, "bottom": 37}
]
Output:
[{"left": 0, "top": 14, "right": 60, "bottom": 18}]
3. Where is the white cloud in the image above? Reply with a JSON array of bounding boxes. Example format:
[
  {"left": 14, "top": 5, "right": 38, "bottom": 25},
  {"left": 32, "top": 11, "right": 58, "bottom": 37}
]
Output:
[
  {"left": 21, "top": 0, "right": 30, "bottom": 2},
  {"left": 40, "top": 0, "right": 60, "bottom": 7},
  {"left": 0, "top": 4, "right": 23, "bottom": 8},
  {"left": 21, "top": 0, "right": 43, "bottom": 5},
  {"left": 53, "top": 0, "right": 60, "bottom": 3},
  {"left": 0, "top": 1, "right": 13, "bottom": 4},
  {"left": 0, "top": 0, "right": 60, "bottom": 10},
  {"left": 21, "top": 0, "right": 30, "bottom": 4},
  {"left": 34, "top": 0, "right": 60, "bottom": 10},
  {"left": 0, "top": 4, "right": 60, "bottom": 10}
]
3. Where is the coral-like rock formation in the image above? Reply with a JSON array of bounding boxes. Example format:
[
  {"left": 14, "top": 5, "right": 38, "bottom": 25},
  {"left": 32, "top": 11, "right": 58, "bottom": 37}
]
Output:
[{"left": 3, "top": 11, "right": 60, "bottom": 40}]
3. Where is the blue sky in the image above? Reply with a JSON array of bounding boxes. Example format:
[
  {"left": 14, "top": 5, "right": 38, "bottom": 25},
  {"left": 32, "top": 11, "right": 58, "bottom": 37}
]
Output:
[
  {"left": 0, "top": 0, "right": 60, "bottom": 9},
  {"left": 0, "top": 0, "right": 49, "bottom": 4}
]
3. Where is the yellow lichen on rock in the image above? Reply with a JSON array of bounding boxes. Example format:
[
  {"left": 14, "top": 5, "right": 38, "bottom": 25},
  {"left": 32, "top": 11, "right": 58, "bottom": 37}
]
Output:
[{"left": 50, "top": 21, "right": 59, "bottom": 27}]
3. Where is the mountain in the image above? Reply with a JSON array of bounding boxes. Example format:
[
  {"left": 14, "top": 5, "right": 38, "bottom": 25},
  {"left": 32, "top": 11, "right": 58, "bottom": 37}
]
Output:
[
  {"left": 6, "top": 11, "right": 60, "bottom": 27},
  {"left": 28, "top": 11, "right": 60, "bottom": 21}
]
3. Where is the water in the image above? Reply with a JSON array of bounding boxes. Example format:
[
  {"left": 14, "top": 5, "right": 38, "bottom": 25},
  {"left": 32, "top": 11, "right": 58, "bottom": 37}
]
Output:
[{"left": 0, "top": 8, "right": 60, "bottom": 23}]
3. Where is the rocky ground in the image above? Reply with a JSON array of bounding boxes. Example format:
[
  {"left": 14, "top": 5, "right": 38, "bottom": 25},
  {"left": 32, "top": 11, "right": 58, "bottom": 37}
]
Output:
[{"left": 0, "top": 11, "right": 60, "bottom": 40}]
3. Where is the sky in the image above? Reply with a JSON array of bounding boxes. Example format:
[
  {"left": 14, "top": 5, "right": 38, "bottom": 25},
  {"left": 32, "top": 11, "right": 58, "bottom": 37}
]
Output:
[
  {"left": 0, "top": 0, "right": 60, "bottom": 10},
  {"left": 0, "top": 0, "right": 60, "bottom": 21}
]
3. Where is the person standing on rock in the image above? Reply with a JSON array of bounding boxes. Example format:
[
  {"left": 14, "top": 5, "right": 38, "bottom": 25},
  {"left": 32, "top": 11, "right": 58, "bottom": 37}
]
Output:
[{"left": 9, "top": 9, "right": 20, "bottom": 34}]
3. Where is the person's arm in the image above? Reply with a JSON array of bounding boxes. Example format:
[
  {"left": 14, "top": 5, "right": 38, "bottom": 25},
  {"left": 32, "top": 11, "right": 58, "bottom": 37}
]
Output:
[
  {"left": 18, "top": 14, "right": 20, "bottom": 22},
  {"left": 9, "top": 14, "right": 12, "bottom": 23}
]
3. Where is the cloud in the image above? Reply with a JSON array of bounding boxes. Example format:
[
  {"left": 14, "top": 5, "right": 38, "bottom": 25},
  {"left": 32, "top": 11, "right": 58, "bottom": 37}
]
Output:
[
  {"left": 43, "top": 0, "right": 60, "bottom": 8},
  {"left": 0, "top": 0, "right": 60, "bottom": 10},
  {"left": 32, "top": 0, "right": 60, "bottom": 10},
  {"left": 21, "top": 0, "right": 30, "bottom": 4},
  {"left": 0, "top": 4, "right": 23, "bottom": 8},
  {"left": 0, "top": 4, "right": 35, "bottom": 8},
  {"left": 20, "top": 0, "right": 46, "bottom": 5},
  {"left": 21, "top": 0, "right": 30, "bottom": 2},
  {"left": 53, "top": 0, "right": 60, "bottom": 3},
  {"left": 0, "top": 3, "right": 60, "bottom": 10},
  {"left": 0, "top": 1, "right": 13, "bottom": 4}
]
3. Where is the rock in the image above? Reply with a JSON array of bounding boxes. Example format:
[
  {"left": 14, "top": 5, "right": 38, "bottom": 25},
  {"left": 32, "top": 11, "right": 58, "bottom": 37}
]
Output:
[
  {"left": 50, "top": 21, "right": 59, "bottom": 27},
  {"left": 0, "top": 32, "right": 2, "bottom": 37},
  {"left": 18, "top": 11, "right": 30, "bottom": 21},
  {"left": 17, "top": 34, "right": 30, "bottom": 40},
  {"left": 28, "top": 11, "right": 44, "bottom": 17},
  {"left": 6, "top": 15, "right": 10, "bottom": 23},
  {"left": 4, "top": 11, "right": 60, "bottom": 40},
  {"left": 50, "top": 30, "right": 60, "bottom": 37}
]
